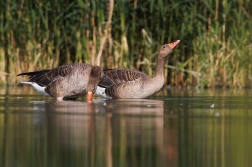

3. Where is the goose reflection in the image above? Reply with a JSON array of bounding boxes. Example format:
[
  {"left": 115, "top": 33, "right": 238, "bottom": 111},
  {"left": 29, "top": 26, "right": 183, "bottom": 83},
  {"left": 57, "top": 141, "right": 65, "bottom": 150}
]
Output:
[
  {"left": 43, "top": 98, "right": 164, "bottom": 115},
  {"left": 42, "top": 99, "right": 167, "bottom": 167},
  {"left": 94, "top": 99, "right": 164, "bottom": 115}
]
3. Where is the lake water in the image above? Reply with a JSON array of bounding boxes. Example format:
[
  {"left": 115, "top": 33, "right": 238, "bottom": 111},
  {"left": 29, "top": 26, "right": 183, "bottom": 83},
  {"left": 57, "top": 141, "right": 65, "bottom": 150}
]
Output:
[{"left": 0, "top": 86, "right": 252, "bottom": 167}]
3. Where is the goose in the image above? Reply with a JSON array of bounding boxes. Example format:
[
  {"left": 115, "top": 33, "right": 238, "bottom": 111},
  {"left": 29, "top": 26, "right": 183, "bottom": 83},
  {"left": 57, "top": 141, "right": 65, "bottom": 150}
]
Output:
[
  {"left": 17, "top": 62, "right": 103, "bottom": 102},
  {"left": 96, "top": 40, "right": 180, "bottom": 99}
]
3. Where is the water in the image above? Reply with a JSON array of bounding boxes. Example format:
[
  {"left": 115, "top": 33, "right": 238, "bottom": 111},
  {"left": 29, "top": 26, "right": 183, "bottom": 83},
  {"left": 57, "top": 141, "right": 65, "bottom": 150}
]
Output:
[{"left": 1, "top": 86, "right": 252, "bottom": 167}]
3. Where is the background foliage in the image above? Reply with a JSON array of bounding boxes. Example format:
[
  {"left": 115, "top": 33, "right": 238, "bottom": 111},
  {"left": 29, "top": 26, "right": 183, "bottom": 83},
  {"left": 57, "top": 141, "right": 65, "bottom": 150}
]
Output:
[{"left": 0, "top": 0, "right": 251, "bottom": 87}]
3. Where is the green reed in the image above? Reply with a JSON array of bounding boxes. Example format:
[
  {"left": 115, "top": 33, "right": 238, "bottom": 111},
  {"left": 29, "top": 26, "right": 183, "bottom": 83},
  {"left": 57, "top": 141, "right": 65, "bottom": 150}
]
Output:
[{"left": 0, "top": 0, "right": 251, "bottom": 87}]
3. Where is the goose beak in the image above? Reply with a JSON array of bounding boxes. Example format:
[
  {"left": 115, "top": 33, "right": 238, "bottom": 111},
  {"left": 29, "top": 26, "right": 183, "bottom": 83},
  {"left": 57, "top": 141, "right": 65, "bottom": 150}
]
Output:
[
  {"left": 168, "top": 40, "right": 180, "bottom": 49},
  {"left": 87, "top": 92, "right": 93, "bottom": 103}
]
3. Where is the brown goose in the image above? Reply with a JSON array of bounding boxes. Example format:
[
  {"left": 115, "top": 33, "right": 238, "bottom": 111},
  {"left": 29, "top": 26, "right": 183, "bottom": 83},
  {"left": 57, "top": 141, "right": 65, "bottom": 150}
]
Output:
[
  {"left": 96, "top": 40, "right": 180, "bottom": 99},
  {"left": 17, "top": 62, "right": 103, "bottom": 102}
]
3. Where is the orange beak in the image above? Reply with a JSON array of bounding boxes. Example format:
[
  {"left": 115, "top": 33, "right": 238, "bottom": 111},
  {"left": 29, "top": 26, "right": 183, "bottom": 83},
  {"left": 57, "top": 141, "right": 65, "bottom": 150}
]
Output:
[
  {"left": 87, "top": 92, "right": 93, "bottom": 103},
  {"left": 168, "top": 40, "right": 180, "bottom": 49}
]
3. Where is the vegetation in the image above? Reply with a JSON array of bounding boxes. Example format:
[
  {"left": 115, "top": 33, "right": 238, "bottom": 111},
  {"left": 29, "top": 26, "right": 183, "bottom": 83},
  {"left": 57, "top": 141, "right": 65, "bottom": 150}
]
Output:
[{"left": 0, "top": 0, "right": 251, "bottom": 88}]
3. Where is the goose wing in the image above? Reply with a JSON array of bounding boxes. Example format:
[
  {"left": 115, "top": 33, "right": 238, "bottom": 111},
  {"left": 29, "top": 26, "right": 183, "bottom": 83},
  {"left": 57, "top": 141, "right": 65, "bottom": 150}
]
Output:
[
  {"left": 17, "top": 64, "right": 75, "bottom": 87},
  {"left": 98, "top": 68, "right": 147, "bottom": 88}
]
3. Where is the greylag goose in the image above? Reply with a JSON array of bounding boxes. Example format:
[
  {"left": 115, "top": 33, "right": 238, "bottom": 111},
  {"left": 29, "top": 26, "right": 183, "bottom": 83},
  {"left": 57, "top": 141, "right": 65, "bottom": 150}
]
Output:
[
  {"left": 96, "top": 40, "right": 180, "bottom": 99},
  {"left": 17, "top": 62, "right": 103, "bottom": 102}
]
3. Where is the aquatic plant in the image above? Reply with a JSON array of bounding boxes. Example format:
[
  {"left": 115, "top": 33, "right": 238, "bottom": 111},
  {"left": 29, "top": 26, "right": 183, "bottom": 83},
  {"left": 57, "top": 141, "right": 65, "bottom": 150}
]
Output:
[{"left": 0, "top": 0, "right": 251, "bottom": 87}]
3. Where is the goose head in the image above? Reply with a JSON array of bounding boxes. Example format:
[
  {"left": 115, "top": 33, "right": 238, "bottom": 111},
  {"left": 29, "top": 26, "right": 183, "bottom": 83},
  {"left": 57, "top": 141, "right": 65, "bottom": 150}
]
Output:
[
  {"left": 158, "top": 40, "right": 180, "bottom": 59},
  {"left": 87, "top": 65, "right": 103, "bottom": 102}
]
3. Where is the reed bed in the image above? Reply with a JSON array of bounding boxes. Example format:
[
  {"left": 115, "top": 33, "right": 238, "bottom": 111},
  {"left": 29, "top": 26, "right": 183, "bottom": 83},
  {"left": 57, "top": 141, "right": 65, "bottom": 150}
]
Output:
[{"left": 0, "top": 0, "right": 251, "bottom": 88}]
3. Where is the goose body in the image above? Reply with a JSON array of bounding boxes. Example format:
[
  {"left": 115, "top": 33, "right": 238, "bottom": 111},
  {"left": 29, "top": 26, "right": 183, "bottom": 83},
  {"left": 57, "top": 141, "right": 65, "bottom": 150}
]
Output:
[
  {"left": 17, "top": 62, "right": 102, "bottom": 101},
  {"left": 96, "top": 40, "right": 180, "bottom": 99},
  {"left": 96, "top": 68, "right": 164, "bottom": 99}
]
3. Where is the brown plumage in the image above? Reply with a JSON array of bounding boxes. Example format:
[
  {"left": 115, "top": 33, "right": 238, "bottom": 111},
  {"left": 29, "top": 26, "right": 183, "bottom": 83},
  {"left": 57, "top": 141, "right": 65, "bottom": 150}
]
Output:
[
  {"left": 96, "top": 40, "right": 180, "bottom": 99},
  {"left": 17, "top": 62, "right": 103, "bottom": 101}
]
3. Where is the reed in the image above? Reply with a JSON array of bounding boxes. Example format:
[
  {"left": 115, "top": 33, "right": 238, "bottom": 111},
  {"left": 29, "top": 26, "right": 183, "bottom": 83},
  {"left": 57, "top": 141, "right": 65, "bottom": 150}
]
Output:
[{"left": 0, "top": 0, "right": 251, "bottom": 88}]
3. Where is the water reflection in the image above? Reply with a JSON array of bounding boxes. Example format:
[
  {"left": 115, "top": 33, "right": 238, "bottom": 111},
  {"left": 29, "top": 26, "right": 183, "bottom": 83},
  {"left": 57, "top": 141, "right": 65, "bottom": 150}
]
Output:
[
  {"left": 0, "top": 97, "right": 167, "bottom": 167},
  {"left": 1, "top": 88, "right": 252, "bottom": 167},
  {"left": 42, "top": 99, "right": 165, "bottom": 167}
]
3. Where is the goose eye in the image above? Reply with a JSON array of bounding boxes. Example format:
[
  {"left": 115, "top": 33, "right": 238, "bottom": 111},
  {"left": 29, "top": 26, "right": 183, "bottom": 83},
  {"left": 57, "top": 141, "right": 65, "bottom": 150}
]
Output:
[{"left": 163, "top": 45, "right": 166, "bottom": 49}]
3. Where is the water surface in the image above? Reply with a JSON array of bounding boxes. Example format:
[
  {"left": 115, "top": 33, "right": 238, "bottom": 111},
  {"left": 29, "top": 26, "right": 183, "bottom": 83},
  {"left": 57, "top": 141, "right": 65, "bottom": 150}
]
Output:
[{"left": 0, "top": 86, "right": 252, "bottom": 167}]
